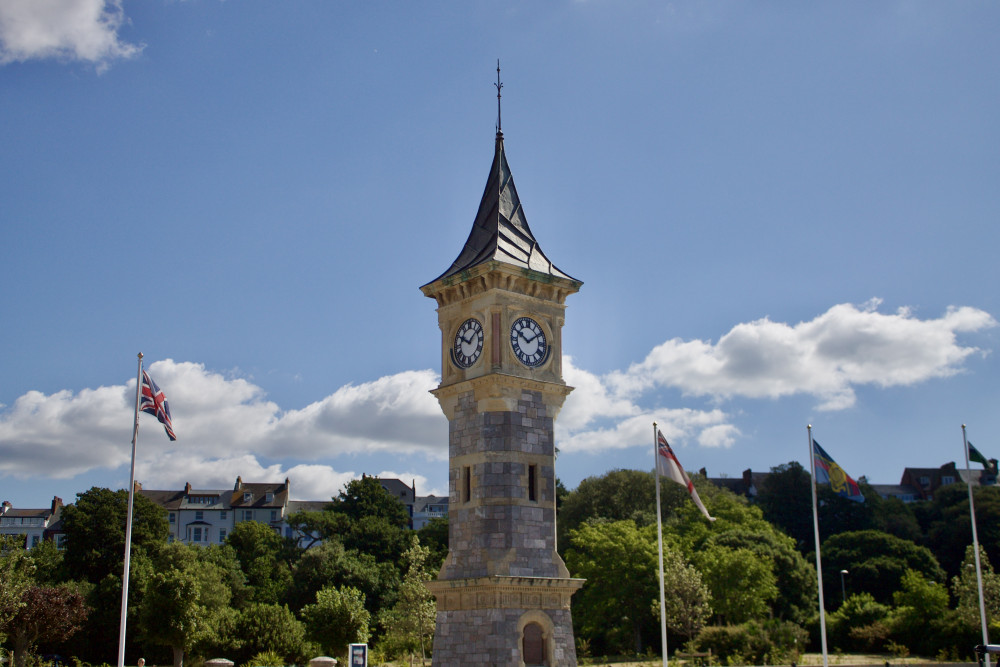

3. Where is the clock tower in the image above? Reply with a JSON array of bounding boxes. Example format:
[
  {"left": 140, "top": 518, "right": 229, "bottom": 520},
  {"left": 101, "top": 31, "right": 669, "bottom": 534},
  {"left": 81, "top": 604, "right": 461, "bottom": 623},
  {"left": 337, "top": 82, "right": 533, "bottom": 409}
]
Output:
[{"left": 421, "top": 120, "right": 584, "bottom": 666}]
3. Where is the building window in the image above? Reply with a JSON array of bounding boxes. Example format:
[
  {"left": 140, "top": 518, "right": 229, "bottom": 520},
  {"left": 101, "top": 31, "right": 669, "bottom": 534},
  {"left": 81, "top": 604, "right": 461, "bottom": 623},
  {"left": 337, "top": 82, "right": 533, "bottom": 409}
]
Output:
[
  {"left": 195, "top": 511, "right": 204, "bottom": 521},
  {"left": 220, "top": 511, "right": 227, "bottom": 520},
  {"left": 244, "top": 492, "right": 253, "bottom": 503},
  {"left": 242, "top": 510, "right": 254, "bottom": 522},
  {"left": 463, "top": 466, "right": 471, "bottom": 503},
  {"left": 219, "top": 529, "right": 227, "bottom": 543},
  {"left": 169, "top": 512, "right": 175, "bottom": 524},
  {"left": 266, "top": 492, "right": 274, "bottom": 502},
  {"left": 919, "top": 476, "right": 931, "bottom": 486},
  {"left": 31, "top": 535, "right": 40, "bottom": 548},
  {"left": 528, "top": 464, "right": 537, "bottom": 502},
  {"left": 270, "top": 510, "right": 278, "bottom": 522},
  {"left": 942, "top": 476, "right": 955, "bottom": 485},
  {"left": 191, "top": 527, "right": 203, "bottom": 542}
]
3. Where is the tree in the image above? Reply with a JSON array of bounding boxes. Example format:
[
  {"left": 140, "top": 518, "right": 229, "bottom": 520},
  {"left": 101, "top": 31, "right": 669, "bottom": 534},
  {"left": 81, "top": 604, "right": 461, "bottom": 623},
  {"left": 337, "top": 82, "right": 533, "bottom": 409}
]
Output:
[
  {"left": 694, "top": 544, "right": 777, "bottom": 624},
  {"left": 377, "top": 537, "right": 436, "bottom": 664},
  {"left": 827, "top": 592, "right": 892, "bottom": 652},
  {"left": 821, "top": 530, "right": 945, "bottom": 606},
  {"left": 708, "top": 529, "right": 815, "bottom": 624},
  {"left": 227, "top": 520, "right": 294, "bottom": 605},
  {"left": 137, "top": 542, "right": 235, "bottom": 667},
  {"left": 286, "top": 538, "right": 399, "bottom": 617},
  {"left": 60, "top": 487, "right": 169, "bottom": 584},
  {"left": 755, "top": 461, "right": 813, "bottom": 551},
  {"left": 0, "top": 535, "right": 35, "bottom": 639},
  {"left": 9, "top": 585, "right": 88, "bottom": 667},
  {"left": 26, "top": 537, "right": 65, "bottom": 585},
  {"left": 558, "top": 470, "right": 657, "bottom": 551},
  {"left": 233, "top": 603, "right": 307, "bottom": 666},
  {"left": 890, "top": 569, "right": 953, "bottom": 656},
  {"left": 415, "top": 517, "right": 448, "bottom": 574},
  {"left": 657, "top": 547, "right": 711, "bottom": 644},
  {"left": 301, "top": 586, "right": 371, "bottom": 659},
  {"left": 951, "top": 544, "right": 1000, "bottom": 629},
  {"left": 565, "top": 520, "right": 658, "bottom": 655},
  {"left": 923, "top": 484, "right": 1000, "bottom": 579}
]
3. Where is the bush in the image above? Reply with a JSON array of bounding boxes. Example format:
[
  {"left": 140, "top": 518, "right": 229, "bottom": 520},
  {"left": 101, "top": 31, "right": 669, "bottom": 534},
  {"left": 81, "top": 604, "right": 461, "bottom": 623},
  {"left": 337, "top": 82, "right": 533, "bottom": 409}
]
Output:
[{"left": 692, "top": 621, "right": 807, "bottom": 665}]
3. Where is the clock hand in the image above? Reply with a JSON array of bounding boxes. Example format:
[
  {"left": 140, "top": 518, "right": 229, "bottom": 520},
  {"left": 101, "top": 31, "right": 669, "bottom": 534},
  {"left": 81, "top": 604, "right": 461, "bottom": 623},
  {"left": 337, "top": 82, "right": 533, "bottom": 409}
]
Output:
[{"left": 521, "top": 329, "right": 536, "bottom": 343}]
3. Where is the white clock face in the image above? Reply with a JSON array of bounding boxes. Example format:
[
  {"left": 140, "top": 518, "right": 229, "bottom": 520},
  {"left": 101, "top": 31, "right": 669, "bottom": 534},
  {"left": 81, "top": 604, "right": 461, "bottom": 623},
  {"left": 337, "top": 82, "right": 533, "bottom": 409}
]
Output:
[
  {"left": 510, "top": 317, "right": 548, "bottom": 367},
  {"left": 453, "top": 318, "right": 484, "bottom": 368}
]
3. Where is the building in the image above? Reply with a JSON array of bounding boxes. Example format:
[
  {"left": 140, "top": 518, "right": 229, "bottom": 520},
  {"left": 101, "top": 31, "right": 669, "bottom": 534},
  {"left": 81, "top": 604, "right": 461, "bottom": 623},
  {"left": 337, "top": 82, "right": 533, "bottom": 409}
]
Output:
[
  {"left": 139, "top": 476, "right": 290, "bottom": 545},
  {"left": 412, "top": 494, "right": 449, "bottom": 530},
  {"left": 0, "top": 496, "right": 63, "bottom": 549},
  {"left": 421, "top": 112, "right": 584, "bottom": 665}
]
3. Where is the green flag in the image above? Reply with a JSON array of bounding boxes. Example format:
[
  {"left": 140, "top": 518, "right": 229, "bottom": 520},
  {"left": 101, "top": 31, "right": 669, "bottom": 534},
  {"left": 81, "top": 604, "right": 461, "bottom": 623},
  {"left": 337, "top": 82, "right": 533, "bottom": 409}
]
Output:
[{"left": 968, "top": 441, "right": 990, "bottom": 468}]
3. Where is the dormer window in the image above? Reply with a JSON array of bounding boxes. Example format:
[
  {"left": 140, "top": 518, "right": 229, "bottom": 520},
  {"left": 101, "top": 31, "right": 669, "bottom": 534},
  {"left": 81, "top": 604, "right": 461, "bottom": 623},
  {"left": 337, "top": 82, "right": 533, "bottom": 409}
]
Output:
[
  {"left": 243, "top": 492, "right": 253, "bottom": 503},
  {"left": 265, "top": 492, "right": 274, "bottom": 503}
]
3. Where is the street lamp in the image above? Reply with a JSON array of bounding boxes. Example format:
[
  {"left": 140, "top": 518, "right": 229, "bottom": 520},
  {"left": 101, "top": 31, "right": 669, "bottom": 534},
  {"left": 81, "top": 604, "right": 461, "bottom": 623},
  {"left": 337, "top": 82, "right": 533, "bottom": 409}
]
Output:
[{"left": 840, "top": 570, "right": 849, "bottom": 604}]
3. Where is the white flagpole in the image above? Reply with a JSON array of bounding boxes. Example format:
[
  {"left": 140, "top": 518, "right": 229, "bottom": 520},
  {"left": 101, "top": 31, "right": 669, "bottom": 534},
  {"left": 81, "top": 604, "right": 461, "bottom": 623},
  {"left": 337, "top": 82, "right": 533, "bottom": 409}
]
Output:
[
  {"left": 118, "top": 352, "right": 143, "bottom": 667},
  {"left": 807, "top": 425, "right": 829, "bottom": 667},
  {"left": 963, "top": 424, "right": 991, "bottom": 667},
  {"left": 654, "top": 423, "right": 668, "bottom": 667}
]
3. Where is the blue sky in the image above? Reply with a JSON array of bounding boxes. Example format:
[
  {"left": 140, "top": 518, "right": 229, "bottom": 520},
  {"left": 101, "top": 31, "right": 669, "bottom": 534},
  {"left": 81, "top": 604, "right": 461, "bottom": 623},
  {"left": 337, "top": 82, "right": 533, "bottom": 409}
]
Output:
[{"left": 2, "top": 1, "right": 998, "bottom": 508}]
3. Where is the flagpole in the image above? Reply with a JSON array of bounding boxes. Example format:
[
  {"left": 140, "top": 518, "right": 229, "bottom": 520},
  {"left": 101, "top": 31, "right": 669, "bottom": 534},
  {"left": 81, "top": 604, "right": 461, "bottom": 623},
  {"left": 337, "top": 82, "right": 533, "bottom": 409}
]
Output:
[
  {"left": 807, "top": 425, "right": 829, "bottom": 667},
  {"left": 963, "top": 424, "right": 990, "bottom": 667},
  {"left": 654, "top": 423, "right": 668, "bottom": 667},
  {"left": 118, "top": 352, "right": 143, "bottom": 667}
]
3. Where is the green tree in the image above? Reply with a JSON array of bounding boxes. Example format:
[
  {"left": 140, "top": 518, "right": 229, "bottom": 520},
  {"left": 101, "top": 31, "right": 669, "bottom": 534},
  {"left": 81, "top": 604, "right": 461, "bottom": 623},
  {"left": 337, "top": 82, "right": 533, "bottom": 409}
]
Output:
[
  {"left": 951, "top": 544, "right": 1000, "bottom": 629},
  {"left": 821, "top": 530, "right": 945, "bottom": 606},
  {"left": 565, "top": 520, "right": 658, "bottom": 655},
  {"left": 416, "top": 517, "right": 448, "bottom": 574},
  {"left": 558, "top": 470, "right": 657, "bottom": 551},
  {"left": 377, "top": 537, "right": 436, "bottom": 663},
  {"left": 137, "top": 542, "right": 235, "bottom": 667},
  {"left": 26, "top": 537, "right": 65, "bottom": 585},
  {"left": 301, "top": 586, "right": 371, "bottom": 659},
  {"left": 657, "top": 546, "right": 711, "bottom": 643},
  {"left": 9, "top": 585, "right": 88, "bottom": 667},
  {"left": 694, "top": 544, "right": 777, "bottom": 624},
  {"left": 60, "top": 487, "right": 169, "bottom": 584},
  {"left": 233, "top": 603, "right": 307, "bottom": 666},
  {"left": 707, "top": 528, "right": 814, "bottom": 624},
  {"left": 827, "top": 592, "right": 891, "bottom": 652},
  {"left": 286, "top": 538, "right": 399, "bottom": 617},
  {"left": 890, "top": 569, "right": 954, "bottom": 656},
  {"left": 227, "top": 520, "right": 294, "bottom": 605},
  {"left": 0, "top": 535, "right": 35, "bottom": 639},
  {"left": 755, "top": 461, "right": 813, "bottom": 551},
  {"left": 923, "top": 484, "right": 1000, "bottom": 579}
]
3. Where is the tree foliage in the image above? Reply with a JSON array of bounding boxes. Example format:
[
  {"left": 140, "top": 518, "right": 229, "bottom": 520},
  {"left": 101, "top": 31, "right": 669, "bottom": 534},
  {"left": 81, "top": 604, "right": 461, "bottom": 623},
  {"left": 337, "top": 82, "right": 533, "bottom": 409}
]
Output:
[
  {"left": 377, "top": 536, "right": 436, "bottom": 663},
  {"left": 301, "top": 585, "right": 371, "bottom": 658},
  {"left": 565, "top": 519, "right": 658, "bottom": 655},
  {"left": 8, "top": 585, "right": 88, "bottom": 667}
]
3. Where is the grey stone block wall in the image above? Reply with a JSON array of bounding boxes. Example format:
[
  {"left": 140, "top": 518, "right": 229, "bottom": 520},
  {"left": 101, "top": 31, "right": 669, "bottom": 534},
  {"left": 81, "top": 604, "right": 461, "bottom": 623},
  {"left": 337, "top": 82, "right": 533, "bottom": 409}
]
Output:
[{"left": 431, "top": 607, "right": 578, "bottom": 667}]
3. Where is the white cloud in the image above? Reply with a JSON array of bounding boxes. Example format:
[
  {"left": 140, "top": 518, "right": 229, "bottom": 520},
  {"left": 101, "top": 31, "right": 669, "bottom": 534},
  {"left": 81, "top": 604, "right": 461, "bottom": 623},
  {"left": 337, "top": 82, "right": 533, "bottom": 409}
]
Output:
[
  {"left": 0, "top": 0, "right": 143, "bottom": 70},
  {"left": 608, "top": 300, "right": 996, "bottom": 411},
  {"left": 0, "top": 300, "right": 993, "bottom": 490}
]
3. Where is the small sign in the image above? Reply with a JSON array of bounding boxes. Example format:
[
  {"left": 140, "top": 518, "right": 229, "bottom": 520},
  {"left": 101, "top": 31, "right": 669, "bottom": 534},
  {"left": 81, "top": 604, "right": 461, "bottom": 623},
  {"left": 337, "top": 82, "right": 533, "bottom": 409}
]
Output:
[{"left": 349, "top": 644, "right": 367, "bottom": 667}]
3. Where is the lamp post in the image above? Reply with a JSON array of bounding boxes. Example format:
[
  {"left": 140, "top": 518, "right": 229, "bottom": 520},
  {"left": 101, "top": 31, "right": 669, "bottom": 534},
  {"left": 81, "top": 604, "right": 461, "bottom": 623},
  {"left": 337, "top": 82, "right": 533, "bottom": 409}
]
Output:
[{"left": 840, "top": 570, "right": 849, "bottom": 604}]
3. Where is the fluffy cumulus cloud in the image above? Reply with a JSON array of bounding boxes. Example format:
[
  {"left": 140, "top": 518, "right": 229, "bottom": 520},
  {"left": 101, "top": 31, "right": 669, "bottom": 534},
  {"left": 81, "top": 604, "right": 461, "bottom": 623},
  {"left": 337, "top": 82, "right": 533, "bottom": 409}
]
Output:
[
  {"left": 0, "top": 0, "right": 142, "bottom": 70},
  {"left": 607, "top": 300, "right": 996, "bottom": 411},
  {"left": 0, "top": 360, "right": 447, "bottom": 496},
  {"left": 0, "top": 300, "right": 994, "bottom": 491}
]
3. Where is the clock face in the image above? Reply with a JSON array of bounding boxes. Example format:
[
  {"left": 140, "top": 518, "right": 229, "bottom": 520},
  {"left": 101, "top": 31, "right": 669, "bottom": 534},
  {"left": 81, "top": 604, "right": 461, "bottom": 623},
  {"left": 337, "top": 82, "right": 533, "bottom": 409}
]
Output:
[
  {"left": 510, "top": 317, "right": 548, "bottom": 367},
  {"left": 452, "top": 318, "right": 484, "bottom": 368}
]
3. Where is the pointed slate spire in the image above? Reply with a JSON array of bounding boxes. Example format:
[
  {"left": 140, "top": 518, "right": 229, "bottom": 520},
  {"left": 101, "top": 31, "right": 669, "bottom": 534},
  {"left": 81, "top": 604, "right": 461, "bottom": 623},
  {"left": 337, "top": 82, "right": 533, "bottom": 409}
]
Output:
[{"left": 428, "top": 131, "right": 577, "bottom": 284}]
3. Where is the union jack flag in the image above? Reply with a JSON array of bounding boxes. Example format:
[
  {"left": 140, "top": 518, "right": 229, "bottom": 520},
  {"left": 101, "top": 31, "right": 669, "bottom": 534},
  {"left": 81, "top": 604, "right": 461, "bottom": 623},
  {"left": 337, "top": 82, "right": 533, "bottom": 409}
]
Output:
[{"left": 140, "top": 370, "right": 176, "bottom": 441}]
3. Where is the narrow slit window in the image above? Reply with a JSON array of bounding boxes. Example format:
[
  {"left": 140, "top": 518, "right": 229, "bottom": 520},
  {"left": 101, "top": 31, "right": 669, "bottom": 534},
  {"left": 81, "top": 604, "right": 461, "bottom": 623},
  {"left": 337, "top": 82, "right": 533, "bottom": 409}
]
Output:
[
  {"left": 463, "top": 466, "right": 471, "bottom": 503},
  {"left": 528, "top": 464, "right": 537, "bottom": 502}
]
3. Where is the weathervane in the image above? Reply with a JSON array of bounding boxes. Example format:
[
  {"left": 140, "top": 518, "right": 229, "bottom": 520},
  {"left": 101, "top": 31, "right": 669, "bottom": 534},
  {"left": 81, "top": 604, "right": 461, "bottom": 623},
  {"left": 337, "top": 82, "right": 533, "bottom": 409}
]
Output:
[{"left": 495, "top": 59, "right": 503, "bottom": 134}]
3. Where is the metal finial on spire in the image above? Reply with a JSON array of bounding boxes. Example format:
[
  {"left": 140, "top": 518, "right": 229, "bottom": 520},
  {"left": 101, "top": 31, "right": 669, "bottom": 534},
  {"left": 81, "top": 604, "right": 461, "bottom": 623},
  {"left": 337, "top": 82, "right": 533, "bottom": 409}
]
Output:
[{"left": 495, "top": 59, "right": 503, "bottom": 134}]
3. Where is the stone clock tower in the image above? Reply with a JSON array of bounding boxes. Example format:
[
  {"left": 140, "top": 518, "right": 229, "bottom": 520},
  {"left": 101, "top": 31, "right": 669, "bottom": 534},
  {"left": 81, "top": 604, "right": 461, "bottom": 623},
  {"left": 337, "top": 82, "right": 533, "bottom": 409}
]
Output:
[{"left": 420, "top": 123, "right": 584, "bottom": 666}]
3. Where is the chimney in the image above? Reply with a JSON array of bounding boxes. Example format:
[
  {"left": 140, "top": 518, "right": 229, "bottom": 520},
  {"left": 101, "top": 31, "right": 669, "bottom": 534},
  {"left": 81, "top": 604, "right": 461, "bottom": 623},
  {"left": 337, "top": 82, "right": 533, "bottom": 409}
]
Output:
[
  {"left": 51, "top": 497, "right": 63, "bottom": 513},
  {"left": 1, "top": 501, "right": 11, "bottom": 515},
  {"left": 235, "top": 476, "right": 243, "bottom": 491},
  {"left": 133, "top": 480, "right": 143, "bottom": 492},
  {"left": 184, "top": 482, "right": 192, "bottom": 495}
]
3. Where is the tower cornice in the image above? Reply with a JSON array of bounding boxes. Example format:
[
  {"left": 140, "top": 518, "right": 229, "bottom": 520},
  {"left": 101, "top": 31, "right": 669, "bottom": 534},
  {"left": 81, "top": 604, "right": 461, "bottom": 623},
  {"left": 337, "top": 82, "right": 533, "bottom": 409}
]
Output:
[{"left": 421, "top": 260, "right": 581, "bottom": 308}]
